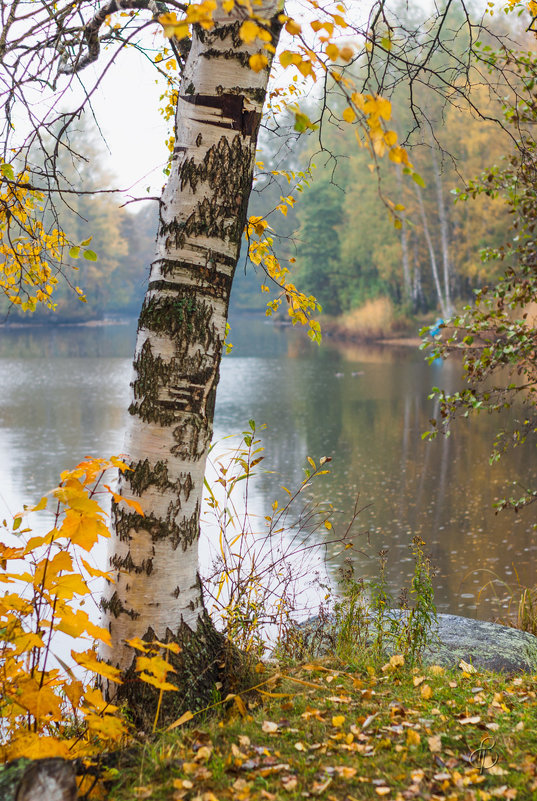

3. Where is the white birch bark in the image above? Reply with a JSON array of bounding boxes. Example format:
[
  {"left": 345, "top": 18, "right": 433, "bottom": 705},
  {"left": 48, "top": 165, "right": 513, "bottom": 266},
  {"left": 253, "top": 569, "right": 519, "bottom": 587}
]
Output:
[
  {"left": 429, "top": 136, "right": 453, "bottom": 316},
  {"left": 101, "top": 1, "right": 280, "bottom": 673},
  {"left": 415, "top": 184, "right": 447, "bottom": 318},
  {"left": 395, "top": 166, "right": 412, "bottom": 302}
]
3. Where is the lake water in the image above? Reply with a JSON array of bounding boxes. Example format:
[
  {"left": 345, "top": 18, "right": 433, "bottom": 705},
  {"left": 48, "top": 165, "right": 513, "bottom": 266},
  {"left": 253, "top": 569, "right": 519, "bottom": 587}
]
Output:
[{"left": 0, "top": 316, "right": 535, "bottom": 623}]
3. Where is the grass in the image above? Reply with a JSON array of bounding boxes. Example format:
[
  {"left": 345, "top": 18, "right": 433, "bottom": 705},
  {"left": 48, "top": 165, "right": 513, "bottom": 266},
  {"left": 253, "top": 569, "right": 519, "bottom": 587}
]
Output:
[
  {"left": 106, "top": 655, "right": 537, "bottom": 801},
  {"left": 321, "top": 298, "right": 429, "bottom": 342}
]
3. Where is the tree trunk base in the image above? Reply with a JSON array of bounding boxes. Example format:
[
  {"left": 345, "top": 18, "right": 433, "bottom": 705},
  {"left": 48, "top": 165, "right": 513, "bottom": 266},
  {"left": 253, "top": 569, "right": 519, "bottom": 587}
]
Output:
[{"left": 116, "top": 612, "right": 251, "bottom": 730}]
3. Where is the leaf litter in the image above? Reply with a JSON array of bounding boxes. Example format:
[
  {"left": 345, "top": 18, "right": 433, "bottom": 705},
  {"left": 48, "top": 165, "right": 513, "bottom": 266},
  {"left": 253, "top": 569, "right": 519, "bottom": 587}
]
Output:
[{"left": 107, "top": 656, "right": 537, "bottom": 800}]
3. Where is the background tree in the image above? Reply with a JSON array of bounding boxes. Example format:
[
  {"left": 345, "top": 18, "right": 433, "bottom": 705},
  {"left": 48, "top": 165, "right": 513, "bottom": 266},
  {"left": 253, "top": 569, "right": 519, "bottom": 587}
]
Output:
[{"left": 426, "top": 48, "right": 537, "bottom": 516}]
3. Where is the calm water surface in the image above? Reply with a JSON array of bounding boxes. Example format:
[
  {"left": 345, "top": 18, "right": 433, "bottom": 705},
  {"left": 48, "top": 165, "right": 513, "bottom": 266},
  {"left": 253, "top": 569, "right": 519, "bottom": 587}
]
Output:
[{"left": 0, "top": 317, "right": 535, "bottom": 622}]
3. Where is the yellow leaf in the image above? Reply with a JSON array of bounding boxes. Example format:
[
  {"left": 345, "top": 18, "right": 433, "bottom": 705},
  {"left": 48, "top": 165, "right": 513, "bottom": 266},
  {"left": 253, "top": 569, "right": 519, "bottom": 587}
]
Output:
[
  {"left": 137, "top": 672, "right": 178, "bottom": 691},
  {"left": 104, "top": 485, "right": 144, "bottom": 516},
  {"left": 334, "top": 766, "right": 357, "bottom": 778},
  {"left": 240, "top": 20, "right": 261, "bottom": 44},
  {"left": 56, "top": 608, "right": 112, "bottom": 645},
  {"left": 60, "top": 510, "right": 109, "bottom": 551},
  {"left": 421, "top": 684, "right": 433, "bottom": 700},
  {"left": 280, "top": 50, "right": 299, "bottom": 68},
  {"left": 126, "top": 636, "right": 151, "bottom": 652},
  {"left": 80, "top": 557, "right": 113, "bottom": 580},
  {"left": 285, "top": 19, "right": 301, "bottom": 35},
  {"left": 158, "top": 12, "right": 189, "bottom": 39},
  {"left": 166, "top": 710, "right": 194, "bottom": 731},
  {"left": 235, "top": 695, "right": 247, "bottom": 717},
  {"left": 406, "top": 729, "right": 421, "bottom": 746},
  {"left": 339, "top": 46, "right": 354, "bottom": 61},
  {"left": 249, "top": 53, "right": 268, "bottom": 72},
  {"left": 384, "top": 129, "right": 398, "bottom": 146},
  {"left": 325, "top": 43, "right": 339, "bottom": 60},
  {"left": 6, "top": 733, "right": 73, "bottom": 761},
  {"left": 14, "top": 678, "right": 63, "bottom": 721},
  {"left": 30, "top": 496, "right": 48, "bottom": 512},
  {"left": 85, "top": 710, "right": 128, "bottom": 741},
  {"left": 50, "top": 572, "right": 91, "bottom": 599},
  {"left": 195, "top": 745, "right": 212, "bottom": 762},
  {"left": 222, "top": 0, "right": 234, "bottom": 10},
  {"left": 332, "top": 714, "right": 345, "bottom": 727},
  {"left": 342, "top": 107, "right": 356, "bottom": 123},
  {"left": 71, "top": 648, "right": 122, "bottom": 683},
  {"left": 155, "top": 640, "right": 181, "bottom": 654},
  {"left": 136, "top": 653, "right": 176, "bottom": 682},
  {"left": 459, "top": 659, "right": 477, "bottom": 674},
  {"left": 133, "top": 788, "right": 153, "bottom": 799}
]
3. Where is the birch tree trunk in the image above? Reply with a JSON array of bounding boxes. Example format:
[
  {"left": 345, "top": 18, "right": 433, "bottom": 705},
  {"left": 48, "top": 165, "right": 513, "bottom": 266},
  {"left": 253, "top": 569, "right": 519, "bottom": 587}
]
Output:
[
  {"left": 395, "top": 166, "right": 412, "bottom": 304},
  {"left": 429, "top": 136, "right": 453, "bottom": 316},
  {"left": 100, "top": 3, "right": 280, "bottom": 715},
  {"left": 415, "top": 185, "right": 447, "bottom": 318}
]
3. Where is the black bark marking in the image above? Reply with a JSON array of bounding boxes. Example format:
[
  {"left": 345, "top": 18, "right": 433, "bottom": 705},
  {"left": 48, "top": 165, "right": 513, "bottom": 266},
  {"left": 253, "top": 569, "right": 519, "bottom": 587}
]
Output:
[
  {"left": 110, "top": 551, "right": 154, "bottom": 576},
  {"left": 114, "top": 499, "right": 199, "bottom": 551},
  {"left": 171, "top": 417, "right": 211, "bottom": 461},
  {"left": 148, "top": 270, "right": 232, "bottom": 299},
  {"left": 126, "top": 459, "right": 176, "bottom": 496},
  {"left": 181, "top": 93, "right": 261, "bottom": 136},
  {"left": 159, "top": 134, "right": 254, "bottom": 252},
  {"left": 101, "top": 590, "right": 140, "bottom": 620}
]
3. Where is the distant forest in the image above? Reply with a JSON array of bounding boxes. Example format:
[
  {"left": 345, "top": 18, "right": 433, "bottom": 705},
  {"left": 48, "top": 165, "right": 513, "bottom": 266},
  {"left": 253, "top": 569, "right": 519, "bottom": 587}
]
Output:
[{"left": 3, "top": 4, "right": 525, "bottom": 327}]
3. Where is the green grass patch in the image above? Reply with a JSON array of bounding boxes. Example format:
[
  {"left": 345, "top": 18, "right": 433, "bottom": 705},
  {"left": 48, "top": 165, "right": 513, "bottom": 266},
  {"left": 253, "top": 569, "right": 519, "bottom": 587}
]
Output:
[{"left": 106, "top": 656, "right": 537, "bottom": 801}]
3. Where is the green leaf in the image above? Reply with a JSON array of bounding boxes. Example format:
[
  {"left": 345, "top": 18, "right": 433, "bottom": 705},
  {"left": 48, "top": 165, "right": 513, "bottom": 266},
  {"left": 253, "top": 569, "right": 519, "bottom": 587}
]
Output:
[
  {"left": 69, "top": 246, "right": 81, "bottom": 259},
  {"left": 83, "top": 249, "right": 98, "bottom": 261},
  {"left": 1, "top": 163, "right": 14, "bottom": 180},
  {"left": 411, "top": 171, "right": 426, "bottom": 188}
]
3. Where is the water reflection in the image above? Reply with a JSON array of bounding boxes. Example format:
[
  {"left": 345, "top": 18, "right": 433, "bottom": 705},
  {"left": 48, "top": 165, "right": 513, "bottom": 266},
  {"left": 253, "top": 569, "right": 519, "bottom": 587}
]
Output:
[{"left": 0, "top": 317, "right": 535, "bottom": 622}]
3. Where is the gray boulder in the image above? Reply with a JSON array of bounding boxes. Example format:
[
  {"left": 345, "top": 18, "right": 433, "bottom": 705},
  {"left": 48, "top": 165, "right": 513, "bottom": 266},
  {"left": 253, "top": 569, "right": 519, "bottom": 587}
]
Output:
[
  {"left": 422, "top": 613, "right": 537, "bottom": 673},
  {"left": 299, "top": 611, "right": 537, "bottom": 673}
]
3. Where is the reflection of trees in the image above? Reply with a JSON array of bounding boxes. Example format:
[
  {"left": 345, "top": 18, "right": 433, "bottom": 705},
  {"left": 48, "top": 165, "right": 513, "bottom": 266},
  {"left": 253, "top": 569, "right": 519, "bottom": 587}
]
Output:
[
  {"left": 0, "top": 321, "right": 137, "bottom": 359},
  {"left": 252, "top": 343, "right": 537, "bottom": 620},
  {"left": 1, "top": 321, "right": 536, "bottom": 622}
]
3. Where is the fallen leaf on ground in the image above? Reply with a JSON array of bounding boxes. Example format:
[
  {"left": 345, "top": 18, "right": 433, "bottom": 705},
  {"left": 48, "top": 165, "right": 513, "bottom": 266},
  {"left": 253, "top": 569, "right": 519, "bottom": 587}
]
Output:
[
  {"left": 311, "top": 777, "right": 332, "bottom": 795},
  {"left": 133, "top": 789, "right": 153, "bottom": 799},
  {"left": 459, "top": 660, "right": 477, "bottom": 673}
]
